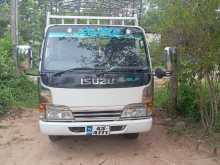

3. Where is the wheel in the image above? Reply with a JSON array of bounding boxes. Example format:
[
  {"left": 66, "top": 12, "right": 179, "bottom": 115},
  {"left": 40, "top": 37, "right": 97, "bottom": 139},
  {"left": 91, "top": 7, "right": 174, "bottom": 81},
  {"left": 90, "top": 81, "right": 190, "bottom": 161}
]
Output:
[
  {"left": 123, "top": 133, "right": 139, "bottom": 139},
  {"left": 48, "top": 135, "right": 62, "bottom": 142}
]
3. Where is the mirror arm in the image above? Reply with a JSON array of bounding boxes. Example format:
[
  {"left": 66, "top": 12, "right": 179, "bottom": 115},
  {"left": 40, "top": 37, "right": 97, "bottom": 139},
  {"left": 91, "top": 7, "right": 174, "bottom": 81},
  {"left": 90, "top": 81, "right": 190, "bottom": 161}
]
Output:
[
  {"left": 24, "top": 70, "right": 40, "bottom": 77},
  {"left": 165, "top": 71, "right": 172, "bottom": 77}
]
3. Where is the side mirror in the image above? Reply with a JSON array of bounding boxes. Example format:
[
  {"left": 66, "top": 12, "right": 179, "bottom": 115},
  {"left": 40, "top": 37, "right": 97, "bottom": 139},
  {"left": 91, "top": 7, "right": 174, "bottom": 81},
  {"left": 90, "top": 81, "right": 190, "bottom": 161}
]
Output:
[
  {"left": 164, "top": 47, "right": 176, "bottom": 73},
  {"left": 17, "top": 45, "right": 33, "bottom": 73},
  {"left": 155, "top": 68, "right": 166, "bottom": 79}
]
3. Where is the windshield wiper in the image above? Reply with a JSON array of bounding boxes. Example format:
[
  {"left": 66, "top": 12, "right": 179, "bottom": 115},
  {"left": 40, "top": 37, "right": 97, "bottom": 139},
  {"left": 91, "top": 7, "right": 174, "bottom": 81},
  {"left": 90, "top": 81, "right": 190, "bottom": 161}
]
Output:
[
  {"left": 53, "top": 67, "right": 101, "bottom": 77},
  {"left": 97, "top": 66, "right": 149, "bottom": 75},
  {"left": 108, "top": 66, "right": 148, "bottom": 72}
]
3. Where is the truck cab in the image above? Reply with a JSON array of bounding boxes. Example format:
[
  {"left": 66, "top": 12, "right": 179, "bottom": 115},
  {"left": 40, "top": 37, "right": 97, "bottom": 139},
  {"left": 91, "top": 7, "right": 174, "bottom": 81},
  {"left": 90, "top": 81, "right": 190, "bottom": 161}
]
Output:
[{"left": 18, "top": 14, "right": 157, "bottom": 141}]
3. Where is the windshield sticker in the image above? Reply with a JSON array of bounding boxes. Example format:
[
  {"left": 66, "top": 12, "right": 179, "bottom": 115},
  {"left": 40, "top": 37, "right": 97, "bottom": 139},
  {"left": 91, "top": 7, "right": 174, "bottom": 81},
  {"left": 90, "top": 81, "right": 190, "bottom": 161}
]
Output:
[
  {"left": 127, "top": 77, "right": 140, "bottom": 82},
  {"left": 48, "top": 32, "right": 68, "bottom": 38},
  {"left": 75, "top": 27, "right": 123, "bottom": 38},
  {"left": 48, "top": 27, "right": 142, "bottom": 39}
]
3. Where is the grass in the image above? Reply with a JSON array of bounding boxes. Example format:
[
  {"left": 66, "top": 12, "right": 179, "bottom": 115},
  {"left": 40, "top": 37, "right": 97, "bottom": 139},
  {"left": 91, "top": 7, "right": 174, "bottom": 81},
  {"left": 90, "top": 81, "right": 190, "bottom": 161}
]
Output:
[
  {"left": 154, "top": 82, "right": 169, "bottom": 108},
  {"left": 0, "top": 125, "right": 10, "bottom": 129},
  {"left": 0, "top": 75, "right": 39, "bottom": 115},
  {"left": 11, "top": 76, "right": 39, "bottom": 108},
  {"left": 154, "top": 80, "right": 220, "bottom": 154},
  {"left": 0, "top": 35, "right": 39, "bottom": 115}
]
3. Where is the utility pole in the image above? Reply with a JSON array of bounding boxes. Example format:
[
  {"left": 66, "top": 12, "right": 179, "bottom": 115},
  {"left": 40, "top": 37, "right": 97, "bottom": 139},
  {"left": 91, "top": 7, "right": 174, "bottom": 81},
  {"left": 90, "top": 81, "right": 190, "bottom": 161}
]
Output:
[{"left": 11, "top": 0, "right": 19, "bottom": 75}]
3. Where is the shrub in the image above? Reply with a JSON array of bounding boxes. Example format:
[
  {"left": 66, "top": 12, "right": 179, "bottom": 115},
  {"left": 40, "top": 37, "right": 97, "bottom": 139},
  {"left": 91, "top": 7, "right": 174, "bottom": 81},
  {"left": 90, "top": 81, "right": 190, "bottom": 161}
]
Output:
[
  {"left": 215, "top": 112, "right": 220, "bottom": 132},
  {"left": 154, "top": 83, "right": 169, "bottom": 109},
  {"left": 9, "top": 75, "right": 38, "bottom": 107},
  {"left": 177, "top": 82, "right": 200, "bottom": 121},
  {"left": 0, "top": 35, "right": 38, "bottom": 114}
]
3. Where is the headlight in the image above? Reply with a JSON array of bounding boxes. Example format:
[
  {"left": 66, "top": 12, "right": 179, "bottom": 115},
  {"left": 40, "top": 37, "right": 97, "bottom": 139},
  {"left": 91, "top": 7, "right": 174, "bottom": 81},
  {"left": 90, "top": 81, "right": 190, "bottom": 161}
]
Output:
[
  {"left": 46, "top": 105, "right": 73, "bottom": 121},
  {"left": 121, "top": 103, "right": 149, "bottom": 118}
]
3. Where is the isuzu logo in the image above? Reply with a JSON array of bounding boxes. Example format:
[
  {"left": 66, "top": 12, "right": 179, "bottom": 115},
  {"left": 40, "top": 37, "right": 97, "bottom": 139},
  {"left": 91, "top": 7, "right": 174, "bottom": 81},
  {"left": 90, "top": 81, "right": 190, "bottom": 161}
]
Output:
[{"left": 81, "top": 77, "right": 115, "bottom": 85}]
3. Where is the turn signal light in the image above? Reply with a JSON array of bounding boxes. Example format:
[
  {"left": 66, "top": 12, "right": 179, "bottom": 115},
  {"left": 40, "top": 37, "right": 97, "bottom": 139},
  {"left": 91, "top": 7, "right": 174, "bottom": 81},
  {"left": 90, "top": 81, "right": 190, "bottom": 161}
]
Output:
[
  {"left": 39, "top": 103, "right": 46, "bottom": 113},
  {"left": 145, "top": 101, "right": 154, "bottom": 115},
  {"left": 142, "top": 85, "right": 154, "bottom": 115}
]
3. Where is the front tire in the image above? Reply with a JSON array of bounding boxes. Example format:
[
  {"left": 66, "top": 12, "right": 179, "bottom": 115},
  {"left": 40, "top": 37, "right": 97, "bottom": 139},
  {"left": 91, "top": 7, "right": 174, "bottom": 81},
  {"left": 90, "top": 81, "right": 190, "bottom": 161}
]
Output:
[
  {"left": 123, "top": 133, "right": 139, "bottom": 139},
  {"left": 48, "top": 135, "right": 62, "bottom": 142}
]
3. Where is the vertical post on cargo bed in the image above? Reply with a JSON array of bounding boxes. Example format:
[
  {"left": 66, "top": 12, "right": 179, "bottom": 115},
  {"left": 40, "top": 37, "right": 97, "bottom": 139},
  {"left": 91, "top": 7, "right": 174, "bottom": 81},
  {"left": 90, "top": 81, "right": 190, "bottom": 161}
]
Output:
[
  {"left": 87, "top": 19, "right": 90, "bottom": 25},
  {"left": 134, "top": 14, "right": 139, "bottom": 26},
  {"left": 74, "top": 19, "right": 77, "bottom": 24},
  {"left": 46, "top": 12, "right": 50, "bottom": 27},
  {"left": 110, "top": 20, "right": 113, "bottom": 25},
  {"left": 122, "top": 20, "right": 125, "bottom": 25},
  {"left": 97, "top": 19, "right": 100, "bottom": 25}
]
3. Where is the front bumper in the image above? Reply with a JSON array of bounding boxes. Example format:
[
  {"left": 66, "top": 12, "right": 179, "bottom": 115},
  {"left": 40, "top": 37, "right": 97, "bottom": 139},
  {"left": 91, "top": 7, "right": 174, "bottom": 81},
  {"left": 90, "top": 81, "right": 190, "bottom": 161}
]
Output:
[{"left": 39, "top": 118, "right": 152, "bottom": 136}]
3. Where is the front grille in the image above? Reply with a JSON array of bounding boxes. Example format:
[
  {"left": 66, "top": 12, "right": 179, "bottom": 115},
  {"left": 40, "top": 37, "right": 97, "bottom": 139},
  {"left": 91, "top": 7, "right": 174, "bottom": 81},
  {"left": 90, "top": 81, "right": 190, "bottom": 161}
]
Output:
[
  {"left": 110, "top": 126, "right": 125, "bottom": 132},
  {"left": 73, "top": 110, "right": 122, "bottom": 122},
  {"left": 69, "top": 127, "right": 85, "bottom": 133}
]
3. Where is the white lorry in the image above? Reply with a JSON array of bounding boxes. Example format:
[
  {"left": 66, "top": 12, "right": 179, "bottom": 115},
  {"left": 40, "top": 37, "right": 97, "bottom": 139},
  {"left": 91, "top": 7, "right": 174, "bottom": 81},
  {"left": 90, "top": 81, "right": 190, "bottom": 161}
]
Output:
[{"left": 17, "top": 13, "right": 166, "bottom": 141}]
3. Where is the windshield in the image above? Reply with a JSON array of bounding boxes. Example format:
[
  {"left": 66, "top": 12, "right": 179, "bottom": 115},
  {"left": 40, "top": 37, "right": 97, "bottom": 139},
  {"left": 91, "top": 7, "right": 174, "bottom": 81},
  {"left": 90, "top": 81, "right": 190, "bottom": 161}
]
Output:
[{"left": 42, "top": 26, "right": 149, "bottom": 72}]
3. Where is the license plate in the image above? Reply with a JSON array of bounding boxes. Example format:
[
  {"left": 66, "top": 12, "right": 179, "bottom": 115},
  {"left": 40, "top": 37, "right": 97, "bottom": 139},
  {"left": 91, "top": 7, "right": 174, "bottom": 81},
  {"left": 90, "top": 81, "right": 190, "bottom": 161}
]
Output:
[{"left": 86, "top": 126, "right": 110, "bottom": 136}]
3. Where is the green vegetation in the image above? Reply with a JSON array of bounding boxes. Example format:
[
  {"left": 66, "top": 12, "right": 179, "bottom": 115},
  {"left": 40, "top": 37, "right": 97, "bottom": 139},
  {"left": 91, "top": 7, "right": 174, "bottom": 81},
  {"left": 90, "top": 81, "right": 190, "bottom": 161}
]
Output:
[
  {"left": 144, "top": 0, "right": 220, "bottom": 133},
  {"left": 0, "top": 34, "right": 38, "bottom": 115},
  {"left": 0, "top": 2, "right": 38, "bottom": 115},
  {"left": 177, "top": 83, "right": 199, "bottom": 121},
  {"left": 154, "top": 83, "right": 169, "bottom": 109}
]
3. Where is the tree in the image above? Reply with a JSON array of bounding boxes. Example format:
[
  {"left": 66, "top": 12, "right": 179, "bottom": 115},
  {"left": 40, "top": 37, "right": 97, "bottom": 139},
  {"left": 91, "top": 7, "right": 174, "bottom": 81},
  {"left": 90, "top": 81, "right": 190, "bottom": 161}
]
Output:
[
  {"left": 0, "top": 1, "right": 10, "bottom": 37},
  {"left": 144, "top": 0, "right": 220, "bottom": 132}
]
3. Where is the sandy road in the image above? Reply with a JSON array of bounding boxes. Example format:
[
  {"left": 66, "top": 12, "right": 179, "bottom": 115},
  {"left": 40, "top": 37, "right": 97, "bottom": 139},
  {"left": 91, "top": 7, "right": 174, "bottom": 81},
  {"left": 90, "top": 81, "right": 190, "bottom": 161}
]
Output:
[{"left": 0, "top": 109, "right": 219, "bottom": 165}]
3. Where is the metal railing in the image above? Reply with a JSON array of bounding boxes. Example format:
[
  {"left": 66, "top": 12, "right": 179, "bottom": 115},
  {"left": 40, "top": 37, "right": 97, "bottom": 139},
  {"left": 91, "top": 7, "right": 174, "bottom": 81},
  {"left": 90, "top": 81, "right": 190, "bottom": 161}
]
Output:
[{"left": 46, "top": 12, "right": 139, "bottom": 27}]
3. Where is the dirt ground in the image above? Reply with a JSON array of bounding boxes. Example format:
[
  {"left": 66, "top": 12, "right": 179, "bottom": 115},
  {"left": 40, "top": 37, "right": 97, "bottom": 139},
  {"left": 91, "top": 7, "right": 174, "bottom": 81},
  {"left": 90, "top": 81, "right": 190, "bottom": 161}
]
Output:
[{"left": 0, "top": 109, "right": 219, "bottom": 165}]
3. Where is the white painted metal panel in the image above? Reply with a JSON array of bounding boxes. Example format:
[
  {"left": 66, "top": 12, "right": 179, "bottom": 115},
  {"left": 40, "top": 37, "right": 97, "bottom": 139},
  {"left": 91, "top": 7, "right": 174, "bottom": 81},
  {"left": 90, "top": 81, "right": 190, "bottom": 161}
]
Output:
[
  {"left": 50, "top": 86, "right": 145, "bottom": 107},
  {"left": 39, "top": 118, "right": 152, "bottom": 135}
]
